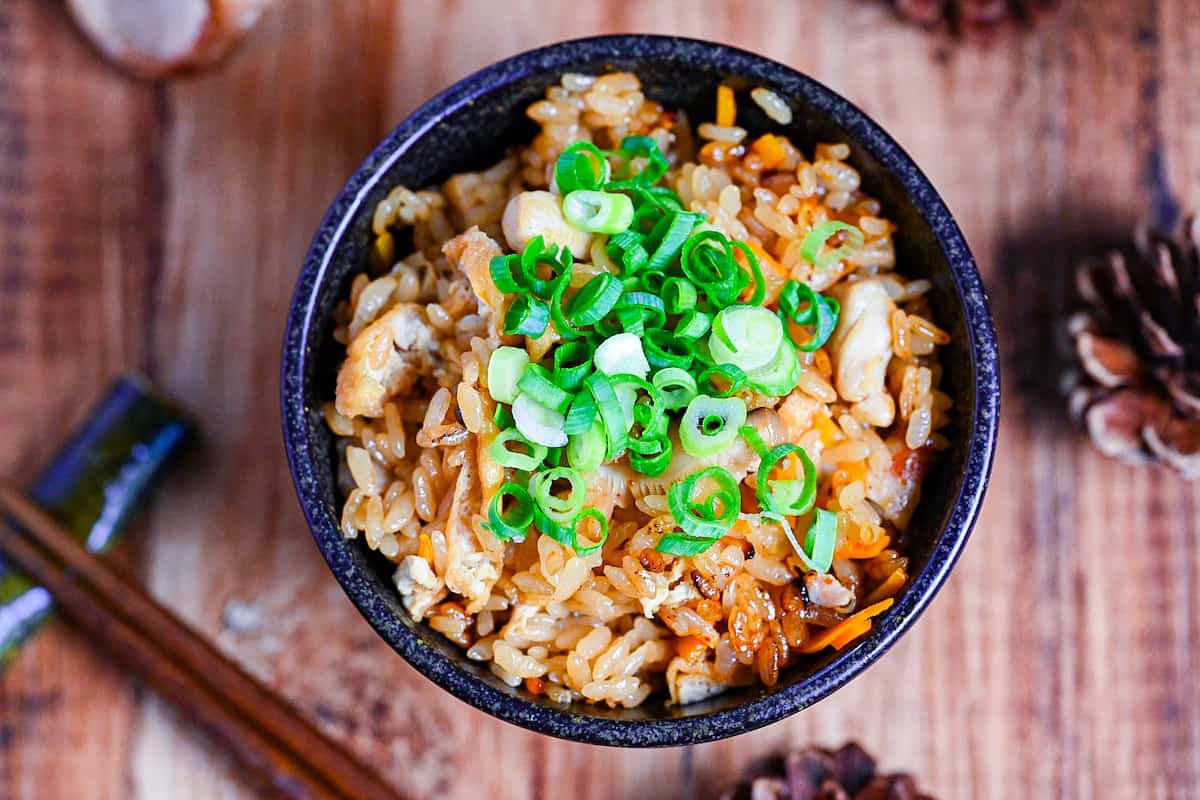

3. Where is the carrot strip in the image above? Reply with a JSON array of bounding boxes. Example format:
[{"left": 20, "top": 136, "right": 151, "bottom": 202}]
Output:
[
  {"left": 797, "top": 597, "right": 894, "bottom": 654},
  {"left": 830, "top": 618, "right": 872, "bottom": 650},
  {"left": 836, "top": 534, "right": 890, "bottom": 561},
  {"left": 417, "top": 533, "right": 434, "bottom": 563},
  {"left": 741, "top": 241, "right": 788, "bottom": 306},
  {"left": 524, "top": 677, "right": 546, "bottom": 695},
  {"left": 675, "top": 635, "right": 708, "bottom": 662},
  {"left": 716, "top": 85, "right": 736, "bottom": 127},
  {"left": 751, "top": 134, "right": 788, "bottom": 169},
  {"left": 863, "top": 569, "right": 907, "bottom": 607}
]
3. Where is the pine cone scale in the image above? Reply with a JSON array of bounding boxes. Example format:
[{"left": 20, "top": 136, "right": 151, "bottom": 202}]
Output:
[
  {"left": 1067, "top": 214, "right": 1200, "bottom": 479},
  {"left": 721, "top": 743, "right": 936, "bottom": 800}
]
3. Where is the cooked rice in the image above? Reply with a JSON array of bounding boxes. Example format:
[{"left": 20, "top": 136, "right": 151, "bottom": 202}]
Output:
[{"left": 325, "top": 73, "right": 951, "bottom": 708}]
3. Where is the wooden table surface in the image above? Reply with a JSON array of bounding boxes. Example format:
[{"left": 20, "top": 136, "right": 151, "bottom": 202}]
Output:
[{"left": 2, "top": 1, "right": 1198, "bottom": 797}]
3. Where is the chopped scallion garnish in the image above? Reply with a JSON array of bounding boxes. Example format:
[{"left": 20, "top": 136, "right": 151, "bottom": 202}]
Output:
[{"left": 799, "top": 220, "right": 865, "bottom": 269}]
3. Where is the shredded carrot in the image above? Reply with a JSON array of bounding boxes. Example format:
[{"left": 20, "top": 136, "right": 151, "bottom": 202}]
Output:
[
  {"left": 813, "top": 348, "right": 832, "bottom": 378},
  {"left": 524, "top": 677, "right": 546, "bottom": 695},
  {"left": 831, "top": 460, "right": 870, "bottom": 495},
  {"left": 836, "top": 532, "right": 890, "bottom": 561},
  {"left": 675, "top": 635, "right": 708, "bottom": 663},
  {"left": 716, "top": 85, "right": 736, "bottom": 127},
  {"left": 797, "top": 597, "right": 894, "bottom": 654},
  {"left": 813, "top": 413, "right": 842, "bottom": 447},
  {"left": 830, "top": 618, "right": 873, "bottom": 650},
  {"left": 370, "top": 231, "right": 395, "bottom": 271},
  {"left": 417, "top": 533, "right": 434, "bottom": 562},
  {"left": 736, "top": 241, "right": 787, "bottom": 306},
  {"left": 751, "top": 133, "right": 787, "bottom": 169},
  {"left": 728, "top": 518, "right": 752, "bottom": 538},
  {"left": 863, "top": 569, "right": 907, "bottom": 606}
]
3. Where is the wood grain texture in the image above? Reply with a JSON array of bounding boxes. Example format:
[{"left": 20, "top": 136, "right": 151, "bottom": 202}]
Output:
[{"left": 1, "top": 0, "right": 1198, "bottom": 797}]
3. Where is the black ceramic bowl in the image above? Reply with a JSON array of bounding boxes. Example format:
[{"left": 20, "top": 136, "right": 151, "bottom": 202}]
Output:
[{"left": 282, "top": 35, "right": 999, "bottom": 747}]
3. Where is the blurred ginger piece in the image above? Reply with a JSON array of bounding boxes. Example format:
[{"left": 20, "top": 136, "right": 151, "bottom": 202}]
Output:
[{"left": 67, "top": 0, "right": 272, "bottom": 78}]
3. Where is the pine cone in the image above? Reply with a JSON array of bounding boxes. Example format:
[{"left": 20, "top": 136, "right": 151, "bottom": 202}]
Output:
[
  {"left": 1066, "top": 215, "right": 1200, "bottom": 479},
  {"left": 885, "top": 0, "right": 1057, "bottom": 36},
  {"left": 718, "top": 742, "right": 937, "bottom": 800}
]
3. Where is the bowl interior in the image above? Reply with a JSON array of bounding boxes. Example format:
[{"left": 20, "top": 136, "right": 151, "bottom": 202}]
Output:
[{"left": 285, "top": 36, "right": 995, "bottom": 745}]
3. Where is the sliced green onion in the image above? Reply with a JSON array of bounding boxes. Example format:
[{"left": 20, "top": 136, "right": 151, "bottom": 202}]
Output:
[
  {"left": 803, "top": 508, "right": 838, "bottom": 573},
  {"left": 545, "top": 445, "right": 564, "bottom": 467},
  {"left": 489, "top": 254, "right": 522, "bottom": 293},
  {"left": 487, "top": 346, "right": 530, "bottom": 404},
  {"left": 607, "top": 135, "right": 669, "bottom": 187},
  {"left": 493, "top": 403, "right": 513, "bottom": 430},
  {"left": 755, "top": 443, "right": 817, "bottom": 517},
  {"left": 548, "top": 277, "right": 583, "bottom": 341},
  {"left": 738, "top": 423, "right": 769, "bottom": 457},
  {"left": 563, "top": 390, "right": 597, "bottom": 435},
  {"left": 611, "top": 374, "right": 665, "bottom": 436},
  {"left": 512, "top": 393, "right": 568, "bottom": 448},
  {"left": 731, "top": 240, "right": 766, "bottom": 306},
  {"left": 570, "top": 508, "right": 610, "bottom": 556},
  {"left": 566, "top": 273, "right": 622, "bottom": 325},
  {"left": 606, "top": 229, "right": 649, "bottom": 274},
  {"left": 680, "top": 395, "right": 747, "bottom": 458},
  {"left": 554, "top": 141, "right": 611, "bottom": 195},
  {"left": 529, "top": 466, "right": 587, "bottom": 522},
  {"left": 563, "top": 190, "right": 635, "bottom": 234},
  {"left": 485, "top": 483, "right": 535, "bottom": 542},
  {"left": 534, "top": 506, "right": 575, "bottom": 547},
  {"left": 503, "top": 295, "right": 550, "bottom": 338},
  {"left": 644, "top": 329, "right": 695, "bottom": 370},
  {"left": 629, "top": 434, "right": 672, "bottom": 477},
  {"left": 518, "top": 235, "right": 573, "bottom": 299},
  {"left": 745, "top": 339, "right": 801, "bottom": 396},
  {"left": 517, "top": 364, "right": 571, "bottom": 414},
  {"left": 709, "top": 305, "right": 784, "bottom": 373},
  {"left": 614, "top": 292, "right": 666, "bottom": 333},
  {"left": 779, "top": 280, "right": 841, "bottom": 352},
  {"left": 639, "top": 270, "right": 667, "bottom": 294},
  {"left": 584, "top": 372, "right": 627, "bottom": 459},
  {"left": 696, "top": 363, "right": 747, "bottom": 398},
  {"left": 656, "top": 532, "right": 719, "bottom": 557},
  {"left": 489, "top": 429, "right": 548, "bottom": 471},
  {"left": 674, "top": 309, "right": 712, "bottom": 340},
  {"left": 680, "top": 229, "right": 749, "bottom": 308},
  {"left": 665, "top": 466, "right": 741, "bottom": 541},
  {"left": 799, "top": 221, "right": 865, "bottom": 269},
  {"left": 551, "top": 340, "right": 593, "bottom": 391},
  {"left": 594, "top": 333, "right": 650, "bottom": 380},
  {"left": 652, "top": 368, "right": 698, "bottom": 411},
  {"left": 663, "top": 277, "right": 698, "bottom": 314},
  {"left": 645, "top": 211, "right": 701, "bottom": 272},
  {"left": 567, "top": 420, "right": 606, "bottom": 472}
]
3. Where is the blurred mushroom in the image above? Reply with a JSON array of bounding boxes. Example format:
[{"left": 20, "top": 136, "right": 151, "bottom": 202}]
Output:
[{"left": 66, "top": 0, "right": 272, "bottom": 79}]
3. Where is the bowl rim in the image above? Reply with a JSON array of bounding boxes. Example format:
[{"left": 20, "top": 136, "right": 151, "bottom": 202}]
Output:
[{"left": 281, "top": 33, "right": 1000, "bottom": 747}]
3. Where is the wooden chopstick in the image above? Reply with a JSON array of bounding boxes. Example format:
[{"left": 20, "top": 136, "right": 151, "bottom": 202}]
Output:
[{"left": 0, "top": 483, "right": 406, "bottom": 800}]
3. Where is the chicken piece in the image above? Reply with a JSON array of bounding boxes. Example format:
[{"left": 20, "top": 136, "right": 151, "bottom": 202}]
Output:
[
  {"left": 805, "top": 572, "right": 854, "bottom": 609},
  {"left": 393, "top": 555, "right": 445, "bottom": 620},
  {"left": 827, "top": 279, "right": 896, "bottom": 403},
  {"left": 668, "top": 668, "right": 727, "bottom": 705},
  {"left": 587, "top": 464, "right": 635, "bottom": 518},
  {"left": 502, "top": 191, "right": 593, "bottom": 259},
  {"left": 442, "top": 227, "right": 505, "bottom": 315},
  {"left": 335, "top": 303, "right": 438, "bottom": 419},
  {"left": 441, "top": 447, "right": 501, "bottom": 614}
]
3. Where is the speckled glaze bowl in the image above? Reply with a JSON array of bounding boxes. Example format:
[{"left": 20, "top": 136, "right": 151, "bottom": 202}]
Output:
[{"left": 282, "top": 35, "right": 999, "bottom": 747}]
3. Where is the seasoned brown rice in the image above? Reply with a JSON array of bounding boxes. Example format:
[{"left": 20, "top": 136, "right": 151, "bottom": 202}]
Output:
[{"left": 324, "top": 73, "right": 951, "bottom": 708}]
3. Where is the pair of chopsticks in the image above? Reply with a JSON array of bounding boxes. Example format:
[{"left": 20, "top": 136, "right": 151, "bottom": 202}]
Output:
[{"left": 0, "top": 484, "right": 406, "bottom": 800}]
